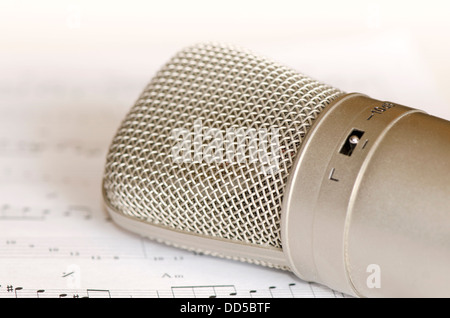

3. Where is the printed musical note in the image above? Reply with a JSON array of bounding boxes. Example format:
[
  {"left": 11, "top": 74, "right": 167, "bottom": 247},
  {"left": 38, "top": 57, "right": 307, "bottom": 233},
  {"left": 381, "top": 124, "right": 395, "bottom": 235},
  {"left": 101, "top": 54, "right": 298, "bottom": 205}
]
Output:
[
  {"left": 36, "top": 289, "right": 45, "bottom": 298},
  {"left": 64, "top": 205, "right": 93, "bottom": 220},
  {"left": 14, "top": 287, "right": 23, "bottom": 298},
  {"left": 0, "top": 204, "right": 45, "bottom": 221},
  {"left": 268, "top": 286, "right": 277, "bottom": 298},
  {"left": 249, "top": 290, "right": 257, "bottom": 298}
]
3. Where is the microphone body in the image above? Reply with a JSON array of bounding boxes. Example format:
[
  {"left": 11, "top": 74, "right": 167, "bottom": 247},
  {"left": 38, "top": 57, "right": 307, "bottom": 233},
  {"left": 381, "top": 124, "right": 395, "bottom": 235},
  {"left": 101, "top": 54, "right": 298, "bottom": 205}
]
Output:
[{"left": 103, "top": 43, "right": 450, "bottom": 297}]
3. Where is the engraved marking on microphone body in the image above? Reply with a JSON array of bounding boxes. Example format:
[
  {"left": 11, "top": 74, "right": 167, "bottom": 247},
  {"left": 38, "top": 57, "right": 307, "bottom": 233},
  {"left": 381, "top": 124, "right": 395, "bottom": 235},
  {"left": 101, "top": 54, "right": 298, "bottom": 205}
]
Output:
[
  {"left": 362, "top": 139, "right": 369, "bottom": 150},
  {"left": 329, "top": 168, "right": 339, "bottom": 182},
  {"left": 367, "top": 102, "right": 396, "bottom": 121}
]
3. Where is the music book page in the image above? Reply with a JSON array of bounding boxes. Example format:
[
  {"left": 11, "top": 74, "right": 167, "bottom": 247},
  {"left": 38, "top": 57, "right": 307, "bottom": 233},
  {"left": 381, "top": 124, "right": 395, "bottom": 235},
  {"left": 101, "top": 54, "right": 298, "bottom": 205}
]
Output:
[{"left": 0, "top": 32, "right": 447, "bottom": 298}]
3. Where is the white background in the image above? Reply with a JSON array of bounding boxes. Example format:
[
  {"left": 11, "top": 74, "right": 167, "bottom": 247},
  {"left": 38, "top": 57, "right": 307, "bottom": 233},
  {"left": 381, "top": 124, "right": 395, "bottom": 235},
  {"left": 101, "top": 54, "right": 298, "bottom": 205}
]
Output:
[{"left": 1, "top": 0, "right": 450, "bottom": 114}]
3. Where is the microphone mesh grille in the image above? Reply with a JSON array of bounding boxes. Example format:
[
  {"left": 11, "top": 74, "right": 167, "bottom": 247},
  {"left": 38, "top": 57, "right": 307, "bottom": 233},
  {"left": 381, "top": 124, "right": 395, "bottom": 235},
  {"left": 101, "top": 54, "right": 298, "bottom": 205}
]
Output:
[{"left": 103, "top": 43, "right": 343, "bottom": 250}]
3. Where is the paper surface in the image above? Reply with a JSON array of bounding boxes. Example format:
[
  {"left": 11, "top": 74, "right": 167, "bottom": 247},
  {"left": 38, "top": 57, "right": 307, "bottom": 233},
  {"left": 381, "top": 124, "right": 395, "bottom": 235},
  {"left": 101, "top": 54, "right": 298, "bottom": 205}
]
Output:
[{"left": 0, "top": 32, "right": 447, "bottom": 298}]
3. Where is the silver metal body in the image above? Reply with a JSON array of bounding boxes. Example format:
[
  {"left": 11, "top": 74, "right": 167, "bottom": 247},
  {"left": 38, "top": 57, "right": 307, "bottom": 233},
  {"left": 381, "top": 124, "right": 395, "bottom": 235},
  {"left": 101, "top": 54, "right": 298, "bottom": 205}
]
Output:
[
  {"left": 284, "top": 93, "right": 450, "bottom": 297},
  {"left": 103, "top": 43, "right": 450, "bottom": 297}
]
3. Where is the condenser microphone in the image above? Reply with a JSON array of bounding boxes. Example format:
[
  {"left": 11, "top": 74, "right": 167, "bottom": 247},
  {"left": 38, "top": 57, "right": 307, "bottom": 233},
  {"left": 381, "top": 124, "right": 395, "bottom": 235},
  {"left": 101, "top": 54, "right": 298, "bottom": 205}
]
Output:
[{"left": 102, "top": 43, "right": 450, "bottom": 298}]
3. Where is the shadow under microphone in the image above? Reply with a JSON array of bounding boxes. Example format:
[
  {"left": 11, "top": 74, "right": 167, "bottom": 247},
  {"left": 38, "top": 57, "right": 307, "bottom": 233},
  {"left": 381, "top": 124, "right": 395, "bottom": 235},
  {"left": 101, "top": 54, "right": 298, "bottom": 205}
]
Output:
[{"left": 102, "top": 42, "right": 450, "bottom": 298}]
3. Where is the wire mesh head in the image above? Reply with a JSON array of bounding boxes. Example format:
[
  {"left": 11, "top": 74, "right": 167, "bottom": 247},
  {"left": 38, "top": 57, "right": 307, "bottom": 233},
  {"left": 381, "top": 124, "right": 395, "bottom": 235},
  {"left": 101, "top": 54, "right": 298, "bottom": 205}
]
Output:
[{"left": 103, "top": 43, "right": 343, "bottom": 252}]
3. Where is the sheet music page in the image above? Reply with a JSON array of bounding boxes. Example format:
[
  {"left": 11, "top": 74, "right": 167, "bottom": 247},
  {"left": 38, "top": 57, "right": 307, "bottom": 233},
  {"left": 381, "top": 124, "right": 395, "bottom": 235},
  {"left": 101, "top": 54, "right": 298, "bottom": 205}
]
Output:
[{"left": 0, "top": 31, "right": 447, "bottom": 298}]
